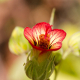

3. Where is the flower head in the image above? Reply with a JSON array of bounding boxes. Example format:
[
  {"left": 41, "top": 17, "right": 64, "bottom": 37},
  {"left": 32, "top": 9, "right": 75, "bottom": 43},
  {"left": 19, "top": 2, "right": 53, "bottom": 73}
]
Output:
[
  {"left": 24, "top": 22, "right": 66, "bottom": 79},
  {"left": 24, "top": 22, "right": 66, "bottom": 52}
]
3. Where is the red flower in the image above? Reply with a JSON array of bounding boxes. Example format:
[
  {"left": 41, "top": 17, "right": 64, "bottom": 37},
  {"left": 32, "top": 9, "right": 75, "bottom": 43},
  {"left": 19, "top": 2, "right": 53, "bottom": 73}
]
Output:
[{"left": 24, "top": 22, "right": 66, "bottom": 52}]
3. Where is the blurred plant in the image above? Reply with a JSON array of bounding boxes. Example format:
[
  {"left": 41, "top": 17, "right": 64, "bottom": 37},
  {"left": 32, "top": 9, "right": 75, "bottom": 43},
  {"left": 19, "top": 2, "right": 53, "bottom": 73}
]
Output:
[
  {"left": 63, "top": 31, "right": 80, "bottom": 59},
  {"left": 9, "top": 27, "right": 31, "bottom": 55},
  {"left": 49, "top": 9, "right": 55, "bottom": 26},
  {"left": 68, "top": 31, "right": 80, "bottom": 56}
]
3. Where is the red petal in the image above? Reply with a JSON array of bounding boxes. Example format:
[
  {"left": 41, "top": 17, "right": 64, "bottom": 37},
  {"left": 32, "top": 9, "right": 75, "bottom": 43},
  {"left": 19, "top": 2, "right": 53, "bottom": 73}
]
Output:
[
  {"left": 50, "top": 42, "right": 62, "bottom": 50},
  {"left": 29, "top": 41, "right": 44, "bottom": 50},
  {"left": 30, "top": 41, "right": 61, "bottom": 51},
  {"left": 49, "top": 29, "right": 66, "bottom": 45},
  {"left": 24, "top": 27, "right": 34, "bottom": 44},
  {"left": 32, "top": 22, "right": 52, "bottom": 42}
]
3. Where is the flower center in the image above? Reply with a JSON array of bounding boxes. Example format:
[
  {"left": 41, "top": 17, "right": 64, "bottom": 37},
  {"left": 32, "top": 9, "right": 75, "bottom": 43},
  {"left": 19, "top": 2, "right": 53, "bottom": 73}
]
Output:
[{"left": 39, "top": 34, "right": 50, "bottom": 49}]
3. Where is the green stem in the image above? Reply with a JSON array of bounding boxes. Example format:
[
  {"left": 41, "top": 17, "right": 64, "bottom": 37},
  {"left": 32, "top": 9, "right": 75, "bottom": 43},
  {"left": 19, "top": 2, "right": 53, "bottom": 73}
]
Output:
[
  {"left": 54, "top": 68, "right": 57, "bottom": 80},
  {"left": 54, "top": 60, "right": 62, "bottom": 80}
]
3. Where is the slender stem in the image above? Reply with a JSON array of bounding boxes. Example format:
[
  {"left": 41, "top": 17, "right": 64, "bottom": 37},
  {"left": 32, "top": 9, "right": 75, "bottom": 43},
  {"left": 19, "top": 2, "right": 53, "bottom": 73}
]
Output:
[
  {"left": 49, "top": 9, "right": 55, "bottom": 27},
  {"left": 54, "top": 60, "right": 62, "bottom": 80},
  {"left": 54, "top": 68, "right": 57, "bottom": 80},
  {"left": 62, "top": 48, "right": 72, "bottom": 59}
]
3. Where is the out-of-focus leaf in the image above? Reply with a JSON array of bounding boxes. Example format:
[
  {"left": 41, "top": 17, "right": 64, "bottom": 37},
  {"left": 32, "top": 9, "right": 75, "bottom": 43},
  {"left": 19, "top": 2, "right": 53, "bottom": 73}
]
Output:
[
  {"left": 9, "top": 27, "right": 31, "bottom": 55},
  {"left": 68, "top": 31, "right": 80, "bottom": 56}
]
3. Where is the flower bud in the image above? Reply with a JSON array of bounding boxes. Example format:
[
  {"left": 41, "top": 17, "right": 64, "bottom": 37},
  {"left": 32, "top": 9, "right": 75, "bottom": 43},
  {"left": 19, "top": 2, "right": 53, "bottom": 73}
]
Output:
[
  {"left": 25, "top": 49, "right": 55, "bottom": 80},
  {"left": 9, "top": 27, "right": 31, "bottom": 55},
  {"left": 68, "top": 31, "right": 80, "bottom": 56}
]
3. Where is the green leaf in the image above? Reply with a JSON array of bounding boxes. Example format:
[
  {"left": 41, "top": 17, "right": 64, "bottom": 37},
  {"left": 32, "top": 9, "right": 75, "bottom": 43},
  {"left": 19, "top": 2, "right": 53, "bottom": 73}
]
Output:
[
  {"left": 45, "top": 58, "right": 55, "bottom": 79},
  {"left": 25, "top": 61, "right": 33, "bottom": 79},
  {"left": 37, "top": 59, "right": 49, "bottom": 78},
  {"left": 32, "top": 67, "right": 38, "bottom": 80}
]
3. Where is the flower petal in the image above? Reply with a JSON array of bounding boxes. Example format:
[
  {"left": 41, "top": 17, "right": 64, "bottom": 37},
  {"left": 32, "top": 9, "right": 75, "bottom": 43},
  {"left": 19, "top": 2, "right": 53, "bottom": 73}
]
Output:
[
  {"left": 24, "top": 27, "right": 34, "bottom": 44},
  {"left": 49, "top": 29, "right": 66, "bottom": 45},
  {"left": 32, "top": 22, "right": 52, "bottom": 43},
  {"left": 30, "top": 41, "right": 61, "bottom": 51},
  {"left": 50, "top": 42, "right": 62, "bottom": 50}
]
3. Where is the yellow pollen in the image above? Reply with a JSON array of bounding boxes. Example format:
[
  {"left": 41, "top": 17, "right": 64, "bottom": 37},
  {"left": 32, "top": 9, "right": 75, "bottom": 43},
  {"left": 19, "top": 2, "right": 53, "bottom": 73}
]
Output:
[{"left": 39, "top": 34, "right": 50, "bottom": 49}]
